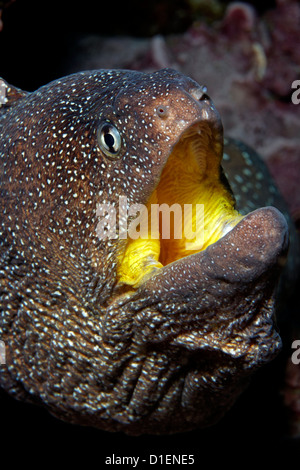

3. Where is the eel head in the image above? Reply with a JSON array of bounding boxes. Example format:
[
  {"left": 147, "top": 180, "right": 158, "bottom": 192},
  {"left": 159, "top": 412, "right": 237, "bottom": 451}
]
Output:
[{"left": 0, "top": 69, "right": 288, "bottom": 434}]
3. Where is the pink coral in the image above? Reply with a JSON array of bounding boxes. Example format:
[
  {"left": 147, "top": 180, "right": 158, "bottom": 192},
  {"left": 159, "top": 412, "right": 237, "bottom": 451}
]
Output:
[
  {"left": 221, "top": 2, "right": 256, "bottom": 39},
  {"left": 263, "top": 0, "right": 300, "bottom": 97}
]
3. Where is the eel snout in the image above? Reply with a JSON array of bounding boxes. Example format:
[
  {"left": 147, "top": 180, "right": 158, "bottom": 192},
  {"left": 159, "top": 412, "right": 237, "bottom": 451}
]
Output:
[{"left": 201, "top": 205, "right": 289, "bottom": 283}]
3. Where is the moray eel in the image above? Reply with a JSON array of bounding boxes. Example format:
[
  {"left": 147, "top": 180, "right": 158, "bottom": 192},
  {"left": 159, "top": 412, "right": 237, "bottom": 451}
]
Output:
[{"left": 0, "top": 69, "right": 291, "bottom": 435}]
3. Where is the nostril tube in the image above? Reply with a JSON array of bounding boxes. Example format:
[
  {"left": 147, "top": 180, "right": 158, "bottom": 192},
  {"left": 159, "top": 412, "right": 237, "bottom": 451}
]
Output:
[
  {"left": 190, "top": 86, "right": 208, "bottom": 101},
  {"left": 156, "top": 105, "right": 169, "bottom": 119}
]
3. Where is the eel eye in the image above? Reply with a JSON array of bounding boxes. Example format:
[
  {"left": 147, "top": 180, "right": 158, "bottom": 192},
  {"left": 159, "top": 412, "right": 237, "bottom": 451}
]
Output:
[{"left": 97, "top": 122, "right": 122, "bottom": 158}]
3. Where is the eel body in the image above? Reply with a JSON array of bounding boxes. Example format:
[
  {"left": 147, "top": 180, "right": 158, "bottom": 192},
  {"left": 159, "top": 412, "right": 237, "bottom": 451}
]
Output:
[{"left": 0, "top": 69, "right": 293, "bottom": 435}]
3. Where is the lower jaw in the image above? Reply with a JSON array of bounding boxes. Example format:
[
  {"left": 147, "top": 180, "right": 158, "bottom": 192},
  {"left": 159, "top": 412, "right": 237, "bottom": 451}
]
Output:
[
  {"left": 130, "top": 206, "right": 289, "bottom": 319},
  {"left": 116, "top": 207, "right": 243, "bottom": 288}
]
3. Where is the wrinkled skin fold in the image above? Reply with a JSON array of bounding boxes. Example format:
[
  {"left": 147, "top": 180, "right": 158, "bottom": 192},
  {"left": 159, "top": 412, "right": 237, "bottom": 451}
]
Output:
[{"left": 0, "top": 69, "right": 289, "bottom": 435}]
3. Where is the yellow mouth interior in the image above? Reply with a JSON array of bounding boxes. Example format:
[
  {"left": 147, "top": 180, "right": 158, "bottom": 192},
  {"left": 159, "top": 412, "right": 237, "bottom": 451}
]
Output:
[{"left": 117, "top": 126, "right": 243, "bottom": 287}]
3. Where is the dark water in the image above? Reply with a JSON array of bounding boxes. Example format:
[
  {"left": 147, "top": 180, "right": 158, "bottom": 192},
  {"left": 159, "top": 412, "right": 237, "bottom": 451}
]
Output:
[{"left": 0, "top": 0, "right": 277, "bottom": 89}]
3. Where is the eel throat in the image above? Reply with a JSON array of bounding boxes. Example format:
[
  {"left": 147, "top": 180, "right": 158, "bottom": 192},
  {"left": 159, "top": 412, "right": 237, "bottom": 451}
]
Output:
[{"left": 117, "top": 122, "right": 243, "bottom": 287}]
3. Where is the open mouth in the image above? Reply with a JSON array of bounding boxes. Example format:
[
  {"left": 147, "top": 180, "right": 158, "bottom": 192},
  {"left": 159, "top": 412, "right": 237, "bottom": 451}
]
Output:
[{"left": 117, "top": 122, "right": 243, "bottom": 287}]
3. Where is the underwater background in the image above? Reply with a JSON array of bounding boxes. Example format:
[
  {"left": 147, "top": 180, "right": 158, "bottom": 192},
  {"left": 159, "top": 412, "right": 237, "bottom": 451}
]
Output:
[{"left": 0, "top": 0, "right": 299, "bottom": 464}]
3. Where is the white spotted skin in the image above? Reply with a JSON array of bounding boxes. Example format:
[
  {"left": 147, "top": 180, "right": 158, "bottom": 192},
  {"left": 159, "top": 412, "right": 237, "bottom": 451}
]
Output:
[{"left": 0, "top": 69, "right": 290, "bottom": 435}]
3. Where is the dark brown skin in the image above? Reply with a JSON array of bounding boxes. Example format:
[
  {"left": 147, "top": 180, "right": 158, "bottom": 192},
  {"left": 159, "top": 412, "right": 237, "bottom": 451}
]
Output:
[{"left": 0, "top": 69, "right": 289, "bottom": 435}]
